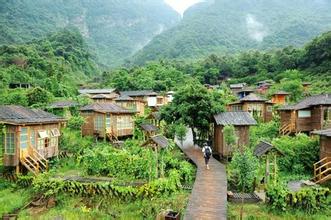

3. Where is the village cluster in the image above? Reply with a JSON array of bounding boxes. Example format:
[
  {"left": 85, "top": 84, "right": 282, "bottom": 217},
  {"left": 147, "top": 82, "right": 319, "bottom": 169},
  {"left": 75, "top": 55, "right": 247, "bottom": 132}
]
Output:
[{"left": 0, "top": 80, "right": 330, "bottom": 185}]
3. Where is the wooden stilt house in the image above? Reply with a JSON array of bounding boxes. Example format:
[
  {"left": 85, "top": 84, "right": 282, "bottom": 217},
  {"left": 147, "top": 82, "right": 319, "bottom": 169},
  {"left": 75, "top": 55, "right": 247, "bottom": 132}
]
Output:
[
  {"left": 80, "top": 103, "right": 137, "bottom": 141},
  {"left": 78, "top": 89, "right": 120, "bottom": 103},
  {"left": 227, "top": 93, "right": 273, "bottom": 122},
  {"left": 271, "top": 91, "right": 290, "bottom": 105},
  {"left": 0, "top": 105, "right": 66, "bottom": 174},
  {"left": 114, "top": 95, "right": 145, "bottom": 116},
  {"left": 311, "top": 129, "right": 331, "bottom": 184},
  {"left": 279, "top": 94, "right": 331, "bottom": 135},
  {"left": 213, "top": 112, "right": 257, "bottom": 158},
  {"left": 47, "top": 100, "right": 79, "bottom": 118}
]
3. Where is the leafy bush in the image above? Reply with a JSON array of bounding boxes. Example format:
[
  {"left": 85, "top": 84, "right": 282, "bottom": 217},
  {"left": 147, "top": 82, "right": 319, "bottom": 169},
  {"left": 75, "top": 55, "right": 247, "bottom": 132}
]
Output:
[
  {"left": 60, "top": 128, "right": 93, "bottom": 154},
  {"left": 228, "top": 148, "right": 259, "bottom": 192},
  {"left": 67, "top": 115, "right": 85, "bottom": 130},
  {"left": 250, "top": 121, "right": 280, "bottom": 148},
  {"left": 272, "top": 134, "right": 319, "bottom": 174},
  {"left": 267, "top": 183, "right": 330, "bottom": 213}
]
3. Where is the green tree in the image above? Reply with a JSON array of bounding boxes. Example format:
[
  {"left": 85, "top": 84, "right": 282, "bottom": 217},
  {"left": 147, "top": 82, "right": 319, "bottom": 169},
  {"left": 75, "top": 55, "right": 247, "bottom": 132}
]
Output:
[
  {"left": 160, "top": 81, "right": 221, "bottom": 144},
  {"left": 27, "top": 87, "right": 53, "bottom": 107}
]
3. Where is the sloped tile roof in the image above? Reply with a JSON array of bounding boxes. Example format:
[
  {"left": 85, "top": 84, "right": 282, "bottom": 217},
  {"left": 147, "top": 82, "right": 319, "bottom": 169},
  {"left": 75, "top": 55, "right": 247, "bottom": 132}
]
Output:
[
  {"left": 78, "top": 88, "right": 118, "bottom": 95},
  {"left": 48, "top": 100, "right": 79, "bottom": 109},
  {"left": 140, "top": 124, "right": 158, "bottom": 132},
  {"left": 240, "top": 93, "right": 267, "bottom": 102},
  {"left": 312, "top": 129, "right": 331, "bottom": 137},
  {"left": 151, "top": 135, "right": 169, "bottom": 148},
  {"left": 279, "top": 94, "right": 331, "bottom": 110},
  {"left": 0, "top": 105, "right": 66, "bottom": 125},
  {"left": 214, "top": 112, "right": 257, "bottom": 126},
  {"left": 120, "top": 90, "right": 157, "bottom": 97},
  {"left": 114, "top": 95, "right": 134, "bottom": 101},
  {"left": 80, "top": 103, "right": 136, "bottom": 114}
]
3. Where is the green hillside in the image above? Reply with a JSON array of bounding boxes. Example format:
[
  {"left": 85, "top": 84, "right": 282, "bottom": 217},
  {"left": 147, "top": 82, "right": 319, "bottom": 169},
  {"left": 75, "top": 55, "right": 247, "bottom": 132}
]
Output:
[
  {"left": 0, "top": 28, "right": 98, "bottom": 100},
  {"left": 132, "top": 0, "right": 331, "bottom": 64},
  {"left": 0, "top": 0, "right": 180, "bottom": 67}
]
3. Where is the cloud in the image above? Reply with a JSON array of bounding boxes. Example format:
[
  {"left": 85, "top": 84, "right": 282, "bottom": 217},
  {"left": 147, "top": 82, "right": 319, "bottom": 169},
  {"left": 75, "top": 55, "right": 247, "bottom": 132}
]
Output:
[
  {"left": 165, "top": 0, "right": 204, "bottom": 16},
  {"left": 246, "top": 14, "right": 268, "bottom": 42}
]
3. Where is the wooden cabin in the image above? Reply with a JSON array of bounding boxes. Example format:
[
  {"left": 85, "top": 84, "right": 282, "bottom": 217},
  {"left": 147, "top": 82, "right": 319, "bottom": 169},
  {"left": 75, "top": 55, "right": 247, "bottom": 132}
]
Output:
[
  {"left": 310, "top": 129, "right": 331, "bottom": 184},
  {"left": 140, "top": 124, "right": 159, "bottom": 140},
  {"left": 229, "top": 83, "right": 246, "bottom": 94},
  {"left": 143, "top": 135, "right": 169, "bottom": 150},
  {"left": 0, "top": 105, "right": 66, "bottom": 174},
  {"left": 120, "top": 90, "right": 156, "bottom": 102},
  {"left": 237, "top": 88, "right": 254, "bottom": 99},
  {"left": 271, "top": 91, "right": 290, "bottom": 105},
  {"left": 213, "top": 112, "right": 257, "bottom": 157},
  {"left": 227, "top": 93, "right": 273, "bottom": 122},
  {"left": 256, "top": 80, "right": 273, "bottom": 94},
  {"left": 47, "top": 100, "right": 79, "bottom": 118},
  {"left": 80, "top": 103, "right": 136, "bottom": 140},
  {"left": 279, "top": 94, "right": 331, "bottom": 135},
  {"left": 78, "top": 88, "right": 120, "bottom": 103},
  {"left": 147, "top": 112, "right": 161, "bottom": 127},
  {"left": 115, "top": 95, "right": 145, "bottom": 116},
  {"left": 302, "top": 82, "right": 312, "bottom": 92}
]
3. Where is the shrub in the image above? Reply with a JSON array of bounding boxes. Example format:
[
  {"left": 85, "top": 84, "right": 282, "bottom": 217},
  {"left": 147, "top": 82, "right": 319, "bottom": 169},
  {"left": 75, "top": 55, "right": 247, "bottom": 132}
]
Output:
[
  {"left": 267, "top": 183, "right": 330, "bottom": 213},
  {"left": 272, "top": 134, "right": 319, "bottom": 174},
  {"left": 67, "top": 115, "right": 85, "bottom": 130}
]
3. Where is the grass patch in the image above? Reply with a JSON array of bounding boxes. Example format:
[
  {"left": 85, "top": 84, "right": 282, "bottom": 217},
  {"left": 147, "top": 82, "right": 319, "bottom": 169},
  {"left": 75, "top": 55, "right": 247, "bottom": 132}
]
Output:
[
  {"left": 228, "top": 202, "right": 331, "bottom": 220},
  {"left": 0, "top": 185, "right": 33, "bottom": 216}
]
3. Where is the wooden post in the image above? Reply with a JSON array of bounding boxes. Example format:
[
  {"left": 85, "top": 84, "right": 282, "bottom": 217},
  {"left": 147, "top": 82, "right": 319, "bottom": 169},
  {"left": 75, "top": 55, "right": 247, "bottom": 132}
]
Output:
[
  {"left": 265, "top": 155, "right": 269, "bottom": 184},
  {"left": 155, "top": 146, "right": 158, "bottom": 179}
]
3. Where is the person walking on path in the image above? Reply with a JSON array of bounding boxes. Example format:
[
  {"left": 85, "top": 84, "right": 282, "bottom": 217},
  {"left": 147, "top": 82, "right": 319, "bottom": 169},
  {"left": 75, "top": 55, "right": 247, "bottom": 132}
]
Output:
[{"left": 202, "top": 143, "right": 212, "bottom": 169}]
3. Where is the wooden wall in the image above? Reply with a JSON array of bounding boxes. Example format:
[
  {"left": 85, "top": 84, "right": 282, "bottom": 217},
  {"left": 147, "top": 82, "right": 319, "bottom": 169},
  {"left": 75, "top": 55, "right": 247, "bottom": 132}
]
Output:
[
  {"left": 214, "top": 124, "right": 250, "bottom": 157},
  {"left": 320, "top": 136, "right": 331, "bottom": 159},
  {"left": 3, "top": 123, "right": 61, "bottom": 167}
]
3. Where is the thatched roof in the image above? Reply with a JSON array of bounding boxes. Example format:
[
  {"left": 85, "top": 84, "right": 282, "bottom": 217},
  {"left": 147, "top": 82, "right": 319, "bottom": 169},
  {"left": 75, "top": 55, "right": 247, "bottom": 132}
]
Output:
[
  {"left": 114, "top": 95, "right": 134, "bottom": 101},
  {"left": 80, "top": 103, "right": 136, "bottom": 114},
  {"left": 279, "top": 94, "right": 331, "bottom": 110},
  {"left": 214, "top": 112, "right": 257, "bottom": 126},
  {"left": 0, "top": 105, "right": 66, "bottom": 125}
]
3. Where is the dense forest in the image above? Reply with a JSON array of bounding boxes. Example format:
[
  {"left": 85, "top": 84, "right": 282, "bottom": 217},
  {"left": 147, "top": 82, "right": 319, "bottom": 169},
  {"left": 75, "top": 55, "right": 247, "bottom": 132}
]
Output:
[
  {"left": 133, "top": 0, "right": 331, "bottom": 64},
  {"left": 0, "top": 28, "right": 98, "bottom": 106},
  {"left": 103, "top": 31, "right": 331, "bottom": 95},
  {"left": 0, "top": 0, "right": 179, "bottom": 67}
]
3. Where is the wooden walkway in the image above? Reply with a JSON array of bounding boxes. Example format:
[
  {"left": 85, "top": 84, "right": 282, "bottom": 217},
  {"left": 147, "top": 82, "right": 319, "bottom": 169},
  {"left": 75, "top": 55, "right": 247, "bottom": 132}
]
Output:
[{"left": 181, "top": 146, "right": 227, "bottom": 220}]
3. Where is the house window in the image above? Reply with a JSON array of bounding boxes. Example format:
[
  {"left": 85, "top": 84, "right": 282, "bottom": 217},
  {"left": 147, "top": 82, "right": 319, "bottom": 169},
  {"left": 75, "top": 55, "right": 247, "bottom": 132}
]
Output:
[
  {"left": 51, "top": 128, "right": 60, "bottom": 137},
  {"left": 37, "top": 131, "right": 48, "bottom": 150},
  {"left": 5, "top": 133, "right": 15, "bottom": 155},
  {"left": 298, "top": 110, "right": 311, "bottom": 118},
  {"left": 232, "top": 105, "right": 242, "bottom": 111},
  {"left": 106, "top": 114, "right": 111, "bottom": 128},
  {"left": 30, "top": 129, "right": 36, "bottom": 148},
  {"left": 324, "top": 108, "right": 331, "bottom": 121},
  {"left": 20, "top": 127, "right": 28, "bottom": 149},
  {"left": 94, "top": 115, "right": 104, "bottom": 131},
  {"left": 157, "top": 97, "right": 163, "bottom": 105},
  {"left": 117, "top": 116, "right": 132, "bottom": 130}
]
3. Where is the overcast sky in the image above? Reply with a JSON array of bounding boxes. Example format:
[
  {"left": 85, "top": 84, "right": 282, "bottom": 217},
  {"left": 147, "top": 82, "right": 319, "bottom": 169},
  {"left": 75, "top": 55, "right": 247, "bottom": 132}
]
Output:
[{"left": 165, "top": 0, "right": 203, "bottom": 16}]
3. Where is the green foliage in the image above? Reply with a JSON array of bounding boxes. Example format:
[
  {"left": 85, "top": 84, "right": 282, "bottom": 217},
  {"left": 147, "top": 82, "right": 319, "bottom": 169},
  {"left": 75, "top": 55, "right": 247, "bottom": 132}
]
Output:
[
  {"left": 133, "top": 0, "right": 331, "bottom": 65},
  {"left": 223, "top": 125, "right": 237, "bottom": 151},
  {"left": 250, "top": 121, "right": 280, "bottom": 148},
  {"left": 27, "top": 87, "right": 53, "bottom": 107},
  {"left": 175, "top": 123, "right": 187, "bottom": 147},
  {"left": 228, "top": 148, "right": 259, "bottom": 192},
  {"left": 160, "top": 81, "right": 223, "bottom": 143},
  {"left": 0, "top": 0, "right": 180, "bottom": 67},
  {"left": 272, "top": 134, "right": 319, "bottom": 174},
  {"left": 266, "top": 183, "right": 330, "bottom": 213},
  {"left": 0, "top": 28, "right": 98, "bottom": 102},
  {"left": 67, "top": 116, "right": 85, "bottom": 130},
  {"left": 60, "top": 128, "right": 94, "bottom": 154}
]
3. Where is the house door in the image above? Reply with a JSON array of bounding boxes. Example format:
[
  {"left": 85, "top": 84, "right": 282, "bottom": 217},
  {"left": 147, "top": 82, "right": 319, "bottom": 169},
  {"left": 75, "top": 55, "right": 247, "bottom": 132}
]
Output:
[{"left": 20, "top": 127, "right": 29, "bottom": 159}]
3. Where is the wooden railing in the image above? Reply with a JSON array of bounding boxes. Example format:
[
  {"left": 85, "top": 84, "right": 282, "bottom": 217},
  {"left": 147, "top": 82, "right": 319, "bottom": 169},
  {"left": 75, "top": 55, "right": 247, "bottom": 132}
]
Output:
[
  {"left": 279, "top": 122, "right": 295, "bottom": 135},
  {"left": 20, "top": 148, "right": 48, "bottom": 175},
  {"left": 31, "top": 147, "right": 48, "bottom": 170},
  {"left": 312, "top": 157, "right": 331, "bottom": 184}
]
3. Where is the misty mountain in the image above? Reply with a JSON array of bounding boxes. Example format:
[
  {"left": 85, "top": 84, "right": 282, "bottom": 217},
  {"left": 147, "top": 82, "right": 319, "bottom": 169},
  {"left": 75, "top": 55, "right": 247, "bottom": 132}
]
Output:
[
  {"left": 132, "top": 0, "right": 331, "bottom": 64},
  {"left": 0, "top": 0, "right": 180, "bottom": 67}
]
